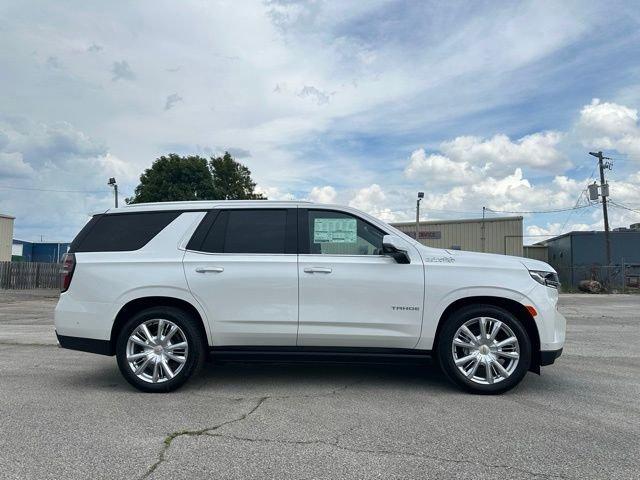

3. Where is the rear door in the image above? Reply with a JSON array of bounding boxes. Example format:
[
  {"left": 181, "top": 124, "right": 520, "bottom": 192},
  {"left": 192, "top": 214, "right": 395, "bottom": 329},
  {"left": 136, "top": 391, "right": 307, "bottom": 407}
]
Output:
[
  {"left": 183, "top": 207, "right": 298, "bottom": 346},
  {"left": 297, "top": 208, "right": 425, "bottom": 348}
]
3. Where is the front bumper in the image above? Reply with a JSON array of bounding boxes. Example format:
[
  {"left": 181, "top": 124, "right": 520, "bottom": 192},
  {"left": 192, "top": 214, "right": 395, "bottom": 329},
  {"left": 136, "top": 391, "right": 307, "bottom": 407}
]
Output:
[{"left": 526, "top": 284, "right": 566, "bottom": 351}]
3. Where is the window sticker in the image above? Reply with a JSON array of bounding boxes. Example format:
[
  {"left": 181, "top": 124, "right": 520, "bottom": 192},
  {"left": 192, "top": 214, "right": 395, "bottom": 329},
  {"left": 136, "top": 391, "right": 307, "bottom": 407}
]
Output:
[{"left": 313, "top": 218, "right": 357, "bottom": 243}]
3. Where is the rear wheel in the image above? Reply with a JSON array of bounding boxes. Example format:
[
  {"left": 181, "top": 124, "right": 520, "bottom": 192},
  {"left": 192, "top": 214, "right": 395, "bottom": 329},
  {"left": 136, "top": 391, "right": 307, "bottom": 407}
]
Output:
[
  {"left": 437, "top": 305, "right": 531, "bottom": 394},
  {"left": 116, "top": 307, "right": 206, "bottom": 392}
]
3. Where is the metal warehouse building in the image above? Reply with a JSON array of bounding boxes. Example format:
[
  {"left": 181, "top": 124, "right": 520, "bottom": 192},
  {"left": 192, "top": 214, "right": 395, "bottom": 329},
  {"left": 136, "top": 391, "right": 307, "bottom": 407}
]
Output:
[
  {"left": 0, "top": 213, "right": 15, "bottom": 262},
  {"left": 538, "top": 229, "right": 640, "bottom": 290},
  {"left": 391, "top": 216, "right": 524, "bottom": 256}
]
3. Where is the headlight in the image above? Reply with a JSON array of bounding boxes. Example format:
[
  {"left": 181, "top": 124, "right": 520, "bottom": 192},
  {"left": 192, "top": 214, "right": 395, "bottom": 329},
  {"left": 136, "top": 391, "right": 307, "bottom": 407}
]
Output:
[{"left": 529, "top": 270, "right": 560, "bottom": 289}]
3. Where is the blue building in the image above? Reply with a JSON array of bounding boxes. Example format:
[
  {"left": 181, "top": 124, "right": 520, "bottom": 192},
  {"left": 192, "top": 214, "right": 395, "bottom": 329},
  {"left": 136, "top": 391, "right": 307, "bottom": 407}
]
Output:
[
  {"left": 538, "top": 228, "right": 640, "bottom": 290},
  {"left": 12, "top": 239, "right": 70, "bottom": 263}
]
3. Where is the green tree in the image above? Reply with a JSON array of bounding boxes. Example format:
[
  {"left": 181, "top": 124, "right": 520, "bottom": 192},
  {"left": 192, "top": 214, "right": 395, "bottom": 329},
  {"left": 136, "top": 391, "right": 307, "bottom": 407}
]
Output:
[
  {"left": 127, "top": 154, "right": 216, "bottom": 204},
  {"left": 127, "top": 152, "right": 265, "bottom": 204},
  {"left": 210, "top": 152, "right": 265, "bottom": 200}
]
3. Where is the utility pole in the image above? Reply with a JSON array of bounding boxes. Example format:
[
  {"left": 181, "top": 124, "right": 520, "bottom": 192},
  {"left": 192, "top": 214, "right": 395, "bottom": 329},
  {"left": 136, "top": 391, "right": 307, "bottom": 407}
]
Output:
[
  {"left": 108, "top": 177, "right": 119, "bottom": 208},
  {"left": 416, "top": 192, "right": 424, "bottom": 241},
  {"left": 481, "top": 206, "right": 486, "bottom": 252},
  {"left": 589, "top": 151, "right": 612, "bottom": 284}
]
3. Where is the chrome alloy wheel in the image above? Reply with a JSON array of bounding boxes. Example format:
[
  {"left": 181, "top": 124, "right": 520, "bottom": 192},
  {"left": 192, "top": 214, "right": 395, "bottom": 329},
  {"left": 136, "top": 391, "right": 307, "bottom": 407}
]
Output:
[
  {"left": 126, "top": 319, "right": 188, "bottom": 384},
  {"left": 451, "top": 317, "right": 520, "bottom": 385}
]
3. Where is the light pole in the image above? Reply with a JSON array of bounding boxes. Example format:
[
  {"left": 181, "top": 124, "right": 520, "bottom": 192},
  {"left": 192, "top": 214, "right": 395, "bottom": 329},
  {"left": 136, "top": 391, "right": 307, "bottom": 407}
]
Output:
[
  {"left": 108, "top": 177, "right": 119, "bottom": 208},
  {"left": 416, "top": 192, "right": 424, "bottom": 241}
]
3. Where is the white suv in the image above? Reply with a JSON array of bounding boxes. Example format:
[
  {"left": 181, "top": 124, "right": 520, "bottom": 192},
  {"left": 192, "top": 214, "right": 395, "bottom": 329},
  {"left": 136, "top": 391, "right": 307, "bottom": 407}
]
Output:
[{"left": 55, "top": 201, "right": 565, "bottom": 394}]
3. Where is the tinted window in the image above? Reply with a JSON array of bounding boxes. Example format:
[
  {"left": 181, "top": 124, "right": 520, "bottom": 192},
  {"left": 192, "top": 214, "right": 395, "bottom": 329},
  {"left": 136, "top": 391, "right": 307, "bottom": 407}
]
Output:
[
  {"left": 199, "top": 209, "right": 290, "bottom": 254},
  {"left": 186, "top": 210, "right": 220, "bottom": 251},
  {"left": 71, "top": 212, "right": 181, "bottom": 252},
  {"left": 307, "top": 210, "right": 385, "bottom": 255}
]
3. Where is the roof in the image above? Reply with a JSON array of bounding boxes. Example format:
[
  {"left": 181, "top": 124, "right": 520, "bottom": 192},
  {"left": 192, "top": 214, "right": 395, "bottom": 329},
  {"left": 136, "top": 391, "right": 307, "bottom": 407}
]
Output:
[
  {"left": 0, "top": 213, "right": 15, "bottom": 220},
  {"left": 100, "top": 200, "right": 336, "bottom": 215},
  {"left": 535, "top": 229, "right": 640, "bottom": 245},
  {"left": 13, "top": 239, "right": 70, "bottom": 245},
  {"left": 391, "top": 216, "right": 523, "bottom": 226}
]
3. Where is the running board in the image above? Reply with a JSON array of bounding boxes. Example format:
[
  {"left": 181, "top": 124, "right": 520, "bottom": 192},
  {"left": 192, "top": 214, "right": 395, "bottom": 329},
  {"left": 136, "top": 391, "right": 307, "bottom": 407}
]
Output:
[{"left": 208, "top": 346, "right": 433, "bottom": 365}]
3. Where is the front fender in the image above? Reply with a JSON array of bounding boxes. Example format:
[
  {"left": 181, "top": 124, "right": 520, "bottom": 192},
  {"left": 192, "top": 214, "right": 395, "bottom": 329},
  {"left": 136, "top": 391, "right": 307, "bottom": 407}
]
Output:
[{"left": 416, "top": 285, "right": 533, "bottom": 350}]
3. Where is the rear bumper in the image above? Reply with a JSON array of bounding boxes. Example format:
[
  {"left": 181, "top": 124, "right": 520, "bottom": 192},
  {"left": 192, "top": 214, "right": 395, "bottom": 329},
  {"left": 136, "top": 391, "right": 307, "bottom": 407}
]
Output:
[
  {"left": 56, "top": 331, "right": 113, "bottom": 356},
  {"left": 540, "top": 348, "right": 563, "bottom": 366}
]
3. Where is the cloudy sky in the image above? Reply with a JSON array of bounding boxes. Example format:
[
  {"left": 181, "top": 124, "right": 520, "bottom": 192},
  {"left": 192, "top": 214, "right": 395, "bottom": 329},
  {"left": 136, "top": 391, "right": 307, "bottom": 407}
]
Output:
[{"left": 1, "top": 0, "right": 640, "bottom": 243}]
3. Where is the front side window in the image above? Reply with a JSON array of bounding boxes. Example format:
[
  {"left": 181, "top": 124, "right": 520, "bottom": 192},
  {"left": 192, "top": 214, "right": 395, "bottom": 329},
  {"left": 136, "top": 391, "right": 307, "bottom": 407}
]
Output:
[
  {"left": 198, "top": 209, "right": 292, "bottom": 254},
  {"left": 307, "top": 210, "right": 385, "bottom": 255}
]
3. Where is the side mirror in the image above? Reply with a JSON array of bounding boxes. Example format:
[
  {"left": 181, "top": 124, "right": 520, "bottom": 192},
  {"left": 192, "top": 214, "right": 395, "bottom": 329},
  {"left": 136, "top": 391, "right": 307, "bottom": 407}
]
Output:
[{"left": 382, "top": 235, "right": 411, "bottom": 264}]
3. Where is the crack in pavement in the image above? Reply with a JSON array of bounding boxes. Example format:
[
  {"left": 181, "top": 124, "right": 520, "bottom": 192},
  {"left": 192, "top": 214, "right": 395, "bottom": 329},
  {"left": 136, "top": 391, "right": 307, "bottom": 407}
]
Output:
[
  {"left": 138, "top": 396, "right": 269, "bottom": 480},
  {"left": 138, "top": 380, "right": 363, "bottom": 479},
  {"left": 203, "top": 432, "right": 575, "bottom": 480}
]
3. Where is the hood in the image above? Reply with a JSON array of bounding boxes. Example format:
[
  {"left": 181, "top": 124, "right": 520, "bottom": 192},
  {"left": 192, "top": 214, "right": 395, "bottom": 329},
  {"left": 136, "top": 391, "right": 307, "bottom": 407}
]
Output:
[{"left": 414, "top": 244, "right": 555, "bottom": 273}]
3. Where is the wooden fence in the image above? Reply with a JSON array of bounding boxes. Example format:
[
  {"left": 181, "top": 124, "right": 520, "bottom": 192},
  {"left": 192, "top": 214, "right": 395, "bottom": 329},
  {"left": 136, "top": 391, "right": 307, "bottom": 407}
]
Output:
[{"left": 0, "top": 262, "right": 61, "bottom": 290}]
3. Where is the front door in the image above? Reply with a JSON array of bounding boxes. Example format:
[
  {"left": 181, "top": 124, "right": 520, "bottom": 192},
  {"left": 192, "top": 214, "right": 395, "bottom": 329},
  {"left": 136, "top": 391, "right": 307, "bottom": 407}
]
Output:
[
  {"left": 297, "top": 209, "right": 424, "bottom": 349},
  {"left": 183, "top": 208, "right": 298, "bottom": 346}
]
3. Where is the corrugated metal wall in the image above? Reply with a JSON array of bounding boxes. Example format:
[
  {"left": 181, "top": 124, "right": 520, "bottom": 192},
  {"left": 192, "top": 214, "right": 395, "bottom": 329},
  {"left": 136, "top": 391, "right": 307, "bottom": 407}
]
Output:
[
  {"left": 523, "top": 245, "right": 549, "bottom": 262},
  {"left": 0, "top": 215, "right": 15, "bottom": 262},
  {"left": 391, "top": 217, "right": 524, "bottom": 256}
]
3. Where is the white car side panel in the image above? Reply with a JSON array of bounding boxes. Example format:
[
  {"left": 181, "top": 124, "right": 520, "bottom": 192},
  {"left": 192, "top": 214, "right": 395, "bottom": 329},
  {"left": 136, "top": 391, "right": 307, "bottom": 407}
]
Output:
[{"left": 183, "top": 252, "right": 298, "bottom": 346}]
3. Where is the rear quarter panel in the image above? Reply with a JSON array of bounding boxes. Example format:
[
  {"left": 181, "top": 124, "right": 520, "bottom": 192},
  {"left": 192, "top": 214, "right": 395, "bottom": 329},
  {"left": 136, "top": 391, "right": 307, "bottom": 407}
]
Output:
[{"left": 55, "top": 212, "right": 209, "bottom": 342}]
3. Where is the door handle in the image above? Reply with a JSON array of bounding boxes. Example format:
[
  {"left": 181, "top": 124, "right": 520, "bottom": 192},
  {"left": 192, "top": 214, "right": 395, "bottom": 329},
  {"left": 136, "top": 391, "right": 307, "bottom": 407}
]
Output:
[
  {"left": 304, "top": 267, "right": 332, "bottom": 274},
  {"left": 195, "top": 267, "right": 224, "bottom": 273}
]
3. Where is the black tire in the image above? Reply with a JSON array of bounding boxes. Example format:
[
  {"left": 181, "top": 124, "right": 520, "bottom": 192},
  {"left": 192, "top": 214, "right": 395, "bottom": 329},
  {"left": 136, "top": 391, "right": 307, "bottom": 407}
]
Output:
[
  {"left": 436, "top": 304, "right": 531, "bottom": 395},
  {"left": 116, "top": 306, "right": 206, "bottom": 393}
]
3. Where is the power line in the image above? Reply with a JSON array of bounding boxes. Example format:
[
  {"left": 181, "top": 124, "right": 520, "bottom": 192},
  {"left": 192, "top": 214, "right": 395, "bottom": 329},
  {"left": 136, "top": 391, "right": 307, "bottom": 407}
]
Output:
[
  {"left": 486, "top": 204, "right": 595, "bottom": 214},
  {"left": 0, "top": 185, "right": 105, "bottom": 194},
  {"left": 559, "top": 165, "right": 598, "bottom": 233},
  {"left": 609, "top": 200, "right": 640, "bottom": 214}
]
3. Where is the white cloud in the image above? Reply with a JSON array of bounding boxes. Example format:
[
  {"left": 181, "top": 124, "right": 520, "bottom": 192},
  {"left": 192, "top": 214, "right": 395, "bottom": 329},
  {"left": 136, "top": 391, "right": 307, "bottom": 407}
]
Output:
[
  {"left": 254, "top": 185, "right": 295, "bottom": 201},
  {"left": 576, "top": 99, "right": 640, "bottom": 159},
  {"left": 405, "top": 150, "right": 478, "bottom": 184},
  {"left": 405, "top": 131, "right": 567, "bottom": 189},
  {"left": 442, "top": 132, "right": 567, "bottom": 174},
  {"left": 525, "top": 222, "right": 591, "bottom": 244},
  {"left": 348, "top": 184, "right": 399, "bottom": 222},
  {"left": 308, "top": 185, "right": 337, "bottom": 203}
]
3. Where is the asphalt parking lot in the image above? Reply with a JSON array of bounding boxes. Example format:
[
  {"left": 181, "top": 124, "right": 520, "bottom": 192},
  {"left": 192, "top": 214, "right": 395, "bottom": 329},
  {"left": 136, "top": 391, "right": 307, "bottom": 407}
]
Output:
[{"left": 0, "top": 291, "right": 638, "bottom": 479}]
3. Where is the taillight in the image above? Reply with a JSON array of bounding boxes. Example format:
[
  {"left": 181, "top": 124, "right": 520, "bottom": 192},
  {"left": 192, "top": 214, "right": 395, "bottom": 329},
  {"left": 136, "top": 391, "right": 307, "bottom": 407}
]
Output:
[{"left": 60, "top": 253, "right": 76, "bottom": 292}]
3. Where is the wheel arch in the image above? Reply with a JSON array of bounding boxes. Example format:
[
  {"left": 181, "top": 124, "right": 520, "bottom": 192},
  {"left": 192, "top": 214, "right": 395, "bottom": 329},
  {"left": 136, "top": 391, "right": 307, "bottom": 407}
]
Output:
[
  {"left": 433, "top": 296, "right": 542, "bottom": 373},
  {"left": 109, "top": 296, "right": 209, "bottom": 355}
]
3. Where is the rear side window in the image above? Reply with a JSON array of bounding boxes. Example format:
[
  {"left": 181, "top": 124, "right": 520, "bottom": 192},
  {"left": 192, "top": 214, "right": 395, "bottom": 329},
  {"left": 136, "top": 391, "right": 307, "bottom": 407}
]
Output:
[
  {"left": 195, "top": 209, "right": 296, "bottom": 254},
  {"left": 70, "top": 212, "right": 181, "bottom": 252}
]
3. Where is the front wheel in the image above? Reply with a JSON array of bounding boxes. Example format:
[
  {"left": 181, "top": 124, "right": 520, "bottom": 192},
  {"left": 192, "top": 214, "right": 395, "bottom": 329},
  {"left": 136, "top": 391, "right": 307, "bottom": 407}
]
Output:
[
  {"left": 116, "top": 307, "right": 206, "bottom": 392},
  {"left": 436, "top": 305, "right": 531, "bottom": 394}
]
